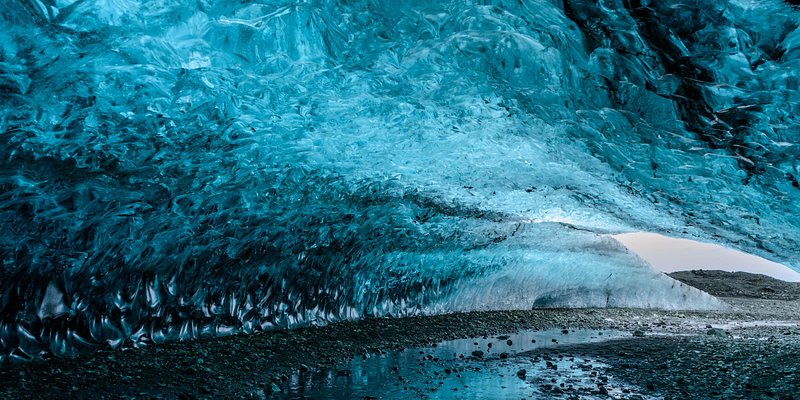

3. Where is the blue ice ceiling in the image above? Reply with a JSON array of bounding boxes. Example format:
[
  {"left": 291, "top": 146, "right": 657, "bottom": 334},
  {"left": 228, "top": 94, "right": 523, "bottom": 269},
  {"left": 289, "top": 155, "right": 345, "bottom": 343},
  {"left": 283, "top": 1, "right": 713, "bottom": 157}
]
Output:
[{"left": 1, "top": 0, "right": 799, "bottom": 361}]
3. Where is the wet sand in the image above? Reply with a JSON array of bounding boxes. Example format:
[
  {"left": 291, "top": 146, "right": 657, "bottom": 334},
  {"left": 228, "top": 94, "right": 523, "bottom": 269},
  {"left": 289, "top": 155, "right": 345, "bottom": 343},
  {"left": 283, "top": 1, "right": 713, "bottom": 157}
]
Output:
[{"left": 2, "top": 271, "right": 799, "bottom": 399}]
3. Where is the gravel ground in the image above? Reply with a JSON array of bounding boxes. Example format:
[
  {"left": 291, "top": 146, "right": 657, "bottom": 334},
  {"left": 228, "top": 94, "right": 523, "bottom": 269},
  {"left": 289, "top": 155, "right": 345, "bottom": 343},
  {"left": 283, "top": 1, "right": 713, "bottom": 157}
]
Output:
[
  {"left": 1, "top": 271, "right": 798, "bottom": 399},
  {"left": 540, "top": 331, "right": 800, "bottom": 399},
  {"left": 669, "top": 270, "right": 800, "bottom": 301}
]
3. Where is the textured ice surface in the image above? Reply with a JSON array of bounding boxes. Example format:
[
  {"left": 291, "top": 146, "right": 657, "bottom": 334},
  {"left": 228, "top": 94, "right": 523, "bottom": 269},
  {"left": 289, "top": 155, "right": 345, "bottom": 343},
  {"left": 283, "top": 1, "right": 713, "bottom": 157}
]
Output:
[{"left": 1, "top": 0, "right": 799, "bottom": 361}]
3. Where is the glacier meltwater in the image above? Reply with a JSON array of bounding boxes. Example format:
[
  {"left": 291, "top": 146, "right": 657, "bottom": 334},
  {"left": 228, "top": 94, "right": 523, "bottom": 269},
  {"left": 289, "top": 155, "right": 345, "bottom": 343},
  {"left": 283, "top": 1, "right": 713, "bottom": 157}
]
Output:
[{"left": 1, "top": 0, "right": 799, "bottom": 361}]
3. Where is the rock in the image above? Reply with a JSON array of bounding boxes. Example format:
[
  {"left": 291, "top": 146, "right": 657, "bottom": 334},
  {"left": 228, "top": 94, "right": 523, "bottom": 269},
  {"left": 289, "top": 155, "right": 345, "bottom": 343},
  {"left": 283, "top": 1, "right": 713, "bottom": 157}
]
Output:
[
  {"left": 499, "top": 352, "right": 509, "bottom": 359},
  {"left": 516, "top": 369, "right": 527, "bottom": 379},
  {"left": 707, "top": 328, "right": 728, "bottom": 337},
  {"left": 471, "top": 350, "right": 484, "bottom": 358},
  {"left": 506, "top": 339, "right": 513, "bottom": 346},
  {"left": 265, "top": 383, "right": 281, "bottom": 395},
  {"left": 633, "top": 330, "right": 646, "bottom": 337}
]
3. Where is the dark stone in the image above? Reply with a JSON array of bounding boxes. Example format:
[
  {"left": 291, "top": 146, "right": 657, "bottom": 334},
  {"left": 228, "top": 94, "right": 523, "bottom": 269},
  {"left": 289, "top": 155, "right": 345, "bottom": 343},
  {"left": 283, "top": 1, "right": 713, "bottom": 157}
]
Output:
[{"left": 707, "top": 328, "right": 728, "bottom": 337}]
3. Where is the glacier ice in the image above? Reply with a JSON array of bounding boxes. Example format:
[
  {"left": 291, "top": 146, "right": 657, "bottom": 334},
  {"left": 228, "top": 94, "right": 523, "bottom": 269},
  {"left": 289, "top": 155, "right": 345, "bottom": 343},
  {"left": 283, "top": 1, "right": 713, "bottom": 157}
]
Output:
[{"left": 1, "top": 0, "right": 799, "bottom": 361}]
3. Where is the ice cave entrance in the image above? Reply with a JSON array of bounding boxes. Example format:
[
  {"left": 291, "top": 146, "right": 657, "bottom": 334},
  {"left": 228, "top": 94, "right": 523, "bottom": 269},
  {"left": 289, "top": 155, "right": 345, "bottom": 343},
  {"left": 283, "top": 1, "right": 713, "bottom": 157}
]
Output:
[{"left": 614, "top": 232, "right": 800, "bottom": 282}]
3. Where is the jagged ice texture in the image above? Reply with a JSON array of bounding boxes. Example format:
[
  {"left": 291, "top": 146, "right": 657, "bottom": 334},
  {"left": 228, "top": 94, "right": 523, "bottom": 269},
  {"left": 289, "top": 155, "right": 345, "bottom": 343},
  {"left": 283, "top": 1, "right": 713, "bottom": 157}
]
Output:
[{"left": 1, "top": 0, "right": 799, "bottom": 361}]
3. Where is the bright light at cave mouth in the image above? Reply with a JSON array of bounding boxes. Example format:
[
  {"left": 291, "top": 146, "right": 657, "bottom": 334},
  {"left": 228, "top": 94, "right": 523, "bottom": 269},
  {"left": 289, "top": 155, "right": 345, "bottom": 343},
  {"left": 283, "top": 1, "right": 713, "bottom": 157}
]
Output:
[{"left": 614, "top": 233, "right": 800, "bottom": 283}]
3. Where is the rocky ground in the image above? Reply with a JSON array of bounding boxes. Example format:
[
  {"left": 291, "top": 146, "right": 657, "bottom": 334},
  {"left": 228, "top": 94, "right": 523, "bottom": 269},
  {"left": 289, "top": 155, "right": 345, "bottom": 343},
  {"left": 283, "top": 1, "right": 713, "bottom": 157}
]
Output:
[
  {"left": 669, "top": 270, "right": 800, "bottom": 301},
  {"left": 1, "top": 271, "right": 799, "bottom": 399},
  {"left": 543, "top": 328, "right": 800, "bottom": 399}
]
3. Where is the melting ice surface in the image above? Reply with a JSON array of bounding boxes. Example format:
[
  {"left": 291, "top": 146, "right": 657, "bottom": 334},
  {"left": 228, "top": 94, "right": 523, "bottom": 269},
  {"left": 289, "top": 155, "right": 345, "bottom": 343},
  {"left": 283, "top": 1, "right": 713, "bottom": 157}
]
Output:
[{"left": 1, "top": 0, "right": 800, "bottom": 360}]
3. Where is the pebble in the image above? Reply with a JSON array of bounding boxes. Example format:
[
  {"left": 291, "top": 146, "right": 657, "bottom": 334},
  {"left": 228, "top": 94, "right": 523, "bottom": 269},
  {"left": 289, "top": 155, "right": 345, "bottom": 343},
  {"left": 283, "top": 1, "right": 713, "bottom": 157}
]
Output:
[{"left": 707, "top": 328, "right": 728, "bottom": 337}]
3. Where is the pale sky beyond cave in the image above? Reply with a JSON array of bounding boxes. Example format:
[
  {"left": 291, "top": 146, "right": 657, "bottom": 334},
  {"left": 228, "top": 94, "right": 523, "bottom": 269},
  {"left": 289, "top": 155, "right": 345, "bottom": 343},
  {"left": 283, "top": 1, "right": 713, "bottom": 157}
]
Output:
[{"left": 614, "top": 232, "right": 800, "bottom": 282}]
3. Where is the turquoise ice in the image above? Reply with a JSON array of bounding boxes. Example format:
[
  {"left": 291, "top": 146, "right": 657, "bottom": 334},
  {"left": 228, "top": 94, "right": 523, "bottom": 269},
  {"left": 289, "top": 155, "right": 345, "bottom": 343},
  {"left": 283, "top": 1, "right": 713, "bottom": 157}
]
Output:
[{"left": 1, "top": 0, "right": 798, "bottom": 360}]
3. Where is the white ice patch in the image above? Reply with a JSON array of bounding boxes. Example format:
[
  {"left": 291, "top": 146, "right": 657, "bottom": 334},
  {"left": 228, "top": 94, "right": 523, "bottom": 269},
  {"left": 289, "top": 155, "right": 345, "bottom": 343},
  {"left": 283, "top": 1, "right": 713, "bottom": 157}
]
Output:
[{"left": 37, "top": 282, "right": 69, "bottom": 320}]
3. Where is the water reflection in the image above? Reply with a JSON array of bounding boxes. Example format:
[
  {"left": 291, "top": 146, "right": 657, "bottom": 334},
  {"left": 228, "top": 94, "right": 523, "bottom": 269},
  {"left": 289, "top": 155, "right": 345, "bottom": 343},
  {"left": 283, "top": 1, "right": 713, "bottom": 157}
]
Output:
[{"left": 280, "top": 328, "right": 640, "bottom": 399}]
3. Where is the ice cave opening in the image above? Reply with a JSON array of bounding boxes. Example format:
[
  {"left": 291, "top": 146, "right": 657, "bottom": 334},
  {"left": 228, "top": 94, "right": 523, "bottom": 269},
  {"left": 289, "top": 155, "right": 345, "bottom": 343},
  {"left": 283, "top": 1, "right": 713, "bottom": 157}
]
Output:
[
  {"left": 3, "top": 0, "right": 800, "bottom": 396},
  {"left": 615, "top": 232, "right": 800, "bottom": 282},
  {"left": 3, "top": 0, "right": 800, "bottom": 364}
]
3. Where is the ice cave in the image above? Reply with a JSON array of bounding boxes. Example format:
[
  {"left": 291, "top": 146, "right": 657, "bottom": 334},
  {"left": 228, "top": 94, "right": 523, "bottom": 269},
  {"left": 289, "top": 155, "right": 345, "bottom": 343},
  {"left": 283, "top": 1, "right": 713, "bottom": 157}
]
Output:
[{"left": 1, "top": 0, "right": 800, "bottom": 386}]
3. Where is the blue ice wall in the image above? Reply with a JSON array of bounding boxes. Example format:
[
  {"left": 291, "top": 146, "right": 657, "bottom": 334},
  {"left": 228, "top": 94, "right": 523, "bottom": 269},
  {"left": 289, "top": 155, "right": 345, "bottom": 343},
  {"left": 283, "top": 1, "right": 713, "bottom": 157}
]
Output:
[{"left": 1, "top": 0, "right": 798, "bottom": 361}]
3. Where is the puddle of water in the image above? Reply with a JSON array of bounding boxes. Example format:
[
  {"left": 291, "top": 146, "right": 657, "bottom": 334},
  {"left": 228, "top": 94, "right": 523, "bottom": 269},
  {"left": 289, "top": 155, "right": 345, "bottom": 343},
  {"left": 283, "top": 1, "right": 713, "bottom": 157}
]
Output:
[{"left": 268, "top": 328, "right": 657, "bottom": 399}]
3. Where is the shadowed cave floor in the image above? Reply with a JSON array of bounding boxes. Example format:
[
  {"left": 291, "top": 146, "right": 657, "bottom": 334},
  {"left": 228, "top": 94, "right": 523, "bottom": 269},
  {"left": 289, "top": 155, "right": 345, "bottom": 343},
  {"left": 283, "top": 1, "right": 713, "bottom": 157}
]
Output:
[{"left": 2, "top": 271, "right": 800, "bottom": 399}]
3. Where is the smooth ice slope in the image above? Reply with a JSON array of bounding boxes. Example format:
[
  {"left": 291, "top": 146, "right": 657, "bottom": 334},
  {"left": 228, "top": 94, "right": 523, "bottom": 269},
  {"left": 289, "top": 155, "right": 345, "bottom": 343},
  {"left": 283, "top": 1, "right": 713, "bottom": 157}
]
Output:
[{"left": 1, "top": 0, "right": 798, "bottom": 361}]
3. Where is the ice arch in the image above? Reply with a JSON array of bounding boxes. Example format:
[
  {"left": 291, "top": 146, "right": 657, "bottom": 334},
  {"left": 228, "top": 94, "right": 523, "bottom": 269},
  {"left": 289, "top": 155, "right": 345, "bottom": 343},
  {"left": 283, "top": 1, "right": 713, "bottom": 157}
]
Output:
[{"left": 1, "top": 0, "right": 799, "bottom": 361}]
